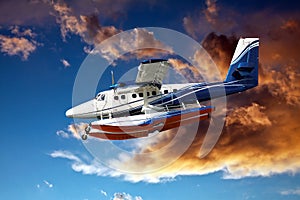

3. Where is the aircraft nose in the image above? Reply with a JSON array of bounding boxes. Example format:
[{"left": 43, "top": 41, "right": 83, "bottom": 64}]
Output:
[{"left": 65, "top": 108, "right": 74, "bottom": 118}]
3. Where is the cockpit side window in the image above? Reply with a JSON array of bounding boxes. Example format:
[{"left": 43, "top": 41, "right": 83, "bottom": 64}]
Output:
[{"left": 100, "top": 94, "right": 105, "bottom": 101}]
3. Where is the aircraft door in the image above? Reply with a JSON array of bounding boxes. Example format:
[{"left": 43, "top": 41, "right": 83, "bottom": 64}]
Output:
[{"left": 96, "top": 93, "right": 107, "bottom": 111}]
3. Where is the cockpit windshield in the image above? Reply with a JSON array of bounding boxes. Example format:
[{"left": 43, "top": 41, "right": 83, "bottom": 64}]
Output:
[{"left": 96, "top": 93, "right": 105, "bottom": 101}]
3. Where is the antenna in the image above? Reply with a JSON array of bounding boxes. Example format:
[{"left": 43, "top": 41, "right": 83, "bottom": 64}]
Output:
[{"left": 111, "top": 70, "right": 115, "bottom": 85}]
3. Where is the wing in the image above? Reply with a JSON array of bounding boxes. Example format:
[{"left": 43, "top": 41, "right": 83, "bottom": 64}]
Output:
[{"left": 135, "top": 59, "right": 170, "bottom": 86}]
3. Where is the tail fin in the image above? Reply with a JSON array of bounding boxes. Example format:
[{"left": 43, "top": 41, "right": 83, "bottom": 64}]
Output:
[{"left": 225, "top": 38, "right": 259, "bottom": 86}]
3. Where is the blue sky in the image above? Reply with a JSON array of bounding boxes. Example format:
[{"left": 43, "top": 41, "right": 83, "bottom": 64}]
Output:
[{"left": 1, "top": 0, "right": 300, "bottom": 200}]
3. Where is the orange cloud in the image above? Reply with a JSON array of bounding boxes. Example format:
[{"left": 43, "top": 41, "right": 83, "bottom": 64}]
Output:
[
  {"left": 0, "top": 34, "right": 37, "bottom": 60},
  {"left": 52, "top": 2, "right": 172, "bottom": 62},
  {"left": 53, "top": 1, "right": 300, "bottom": 183},
  {"left": 226, "top": 103, "right": 272, "bottom": 129},
  {"left": 167, "top": 58, "right": 203, "bottom": 82},
  {"left": 281, "top": 19, "right": 299, "bottom": 32},
  {"left": 204, "top": 0, "right": 219, "bottom": 25},
  {"left": 107, "top": 11, "right": 300, "bottom": 182},
  {"left": 52, "top": 2, "right": 119, "bottom": 45}
]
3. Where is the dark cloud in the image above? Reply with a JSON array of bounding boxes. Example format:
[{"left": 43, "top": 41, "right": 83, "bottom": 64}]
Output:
[
  {"left": 113, "top": 30, "right": 300, "bottom": 181},
  {"left": 0, "top": 0, "right": 52, "bottom": 25},
  {"left": 201, "top": 32, "right": 238, "bottom": 78},
  {"left": 0, "top": 0, "right": 134, "bottom": 26}
]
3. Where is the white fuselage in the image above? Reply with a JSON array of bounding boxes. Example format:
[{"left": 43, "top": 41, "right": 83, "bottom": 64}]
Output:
[{"left": 66, "top": 83, "right": 197, "bottom": 119}]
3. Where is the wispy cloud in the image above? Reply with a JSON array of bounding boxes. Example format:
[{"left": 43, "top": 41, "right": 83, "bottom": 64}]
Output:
[
  {"left": 60, "top": 58, "right": 71, "bottom": 68},
  {"left": 183, "top": 0, "right": 235, "bottom": 39},
  {"left": 100, "top": 190, "right": 107, "bottom": 197},
  {"left": 10, "top": 26, "right": 36, "bottom": 38},
  {"left": 56, "top": 123, "right": 87, "bottom": 140},
  {"left": 204, "top": 0, "right": 219, "bottom": 25},
  {"left": 280, "top": 188, "right": 300, "bottom": 196},
  {"left": 49, "top": 149, "right": 169, "bottom": 183},
  {"left": 43, "top": 180, "right": 53, "bottom": 188},
  {"left": 36, "top": 180, "right": 54, "bottom": 189},
  {"left": 50, "top": 150, "right": 81, "bottom": 163},
  {"left": 56, "top": 130, "right": 70, "bottom": 139}
]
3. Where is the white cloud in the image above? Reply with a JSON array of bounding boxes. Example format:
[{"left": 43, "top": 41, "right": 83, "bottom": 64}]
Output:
[
  {"left": 56, "top": 123, "right": 87, "bottom": 140},
  {"left": 49, "top": 149, "right": 166, "bottom": 183},
  {"left": 135, "top": 196, "right": 143, "bottom": 200},
  {"left": 50, "top": 150, "right": 81, "bottom": 163},
  {"left": 43, "top": 180, "right": 53, "bottom": 188},
  {"left": 56, "top": 130, "right": 70, "bottom": 138},
  {"left": 280, "top": 188, "right": 300, "bottom": 196},
  {"left": 100, "top": 190, "right": 107, "bottom": 197},
  {"left": 113, "top": 192, "right": 143, "bottom": 200},
  {"left": 67, "top": 123, "right": 87, "bottom": 140},
  {"left": 61, "top": 58, "right": 71, "bottom": 67}
]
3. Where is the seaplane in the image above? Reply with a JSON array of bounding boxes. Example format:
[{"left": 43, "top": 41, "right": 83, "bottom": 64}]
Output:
[{"left": 66, "top": 38, "right": 259, "bottom": 140}]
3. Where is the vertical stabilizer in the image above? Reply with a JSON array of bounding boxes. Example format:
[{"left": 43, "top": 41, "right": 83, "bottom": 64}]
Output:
[{"left": 225, "top": 38, "right": 259, "bottom": 86}]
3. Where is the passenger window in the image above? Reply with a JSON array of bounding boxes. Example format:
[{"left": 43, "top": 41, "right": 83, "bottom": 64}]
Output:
[
  {"left": 164, "top": 90, "right": 168, "bottom": 94},
  {"left": 114, "top": 96, "right": 118, "bottom": 100},
  {"left": 152, "top": 91, "right": 156, "bottom": 96},
  {"left": 147, "top": 92, "right": 150, "bottom": 96},
  {"left": 139, "top": 93, "right": 143, "bottom": 97},
  {"left": 132, "top": 93, "right": 137, "bottom": 98},
  {"left": 121, "top": 94, "right": 126, "bottom": 100},
  {"left": 173, "top": 89, "right": 178, "bottom": 92}
]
